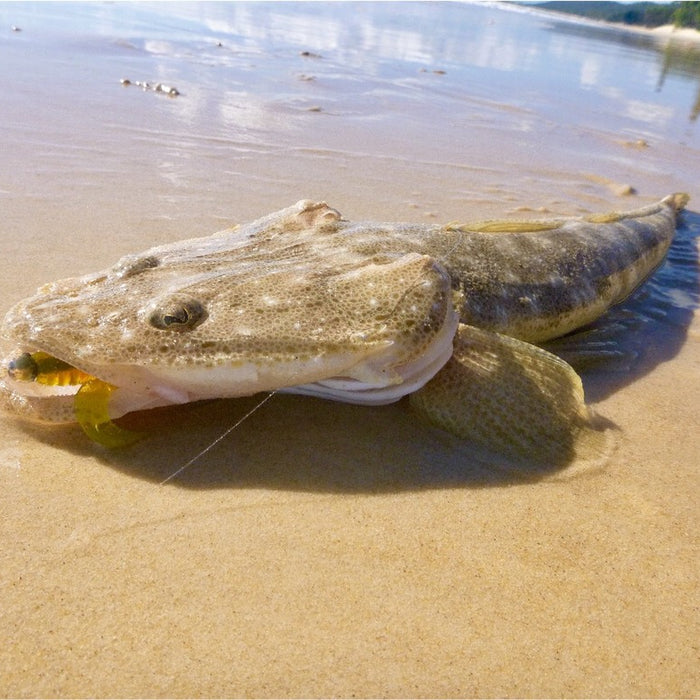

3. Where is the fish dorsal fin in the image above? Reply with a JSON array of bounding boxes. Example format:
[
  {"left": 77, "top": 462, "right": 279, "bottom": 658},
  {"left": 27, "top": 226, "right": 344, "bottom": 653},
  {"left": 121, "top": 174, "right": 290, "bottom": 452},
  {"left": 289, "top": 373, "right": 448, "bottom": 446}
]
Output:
[
  {"left": 444, "top": 219, "right": 566, "bottom": 234},
  {"left": 443, "top": 192, "right": 689, "bottom": 234}
]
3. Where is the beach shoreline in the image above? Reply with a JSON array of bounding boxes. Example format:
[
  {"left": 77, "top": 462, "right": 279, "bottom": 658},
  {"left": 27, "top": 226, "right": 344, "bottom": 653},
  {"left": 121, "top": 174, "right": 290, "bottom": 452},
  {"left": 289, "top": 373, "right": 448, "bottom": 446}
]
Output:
[
  {"left": 500, "top": 2, "right": 700, "bottom": 45},
  {"left": 650, "top": 23, "right": 700, "bottom": 43}
]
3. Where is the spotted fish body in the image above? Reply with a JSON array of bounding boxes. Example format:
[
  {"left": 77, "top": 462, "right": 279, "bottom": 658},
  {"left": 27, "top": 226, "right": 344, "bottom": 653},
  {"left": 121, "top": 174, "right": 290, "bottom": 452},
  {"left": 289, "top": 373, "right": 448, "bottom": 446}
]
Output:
[
  {"left": 309, "top": 197, "right": 685, "bottom": 343},
  {"left": 0, "top": 194, "right": 688, "bottom": 462}
]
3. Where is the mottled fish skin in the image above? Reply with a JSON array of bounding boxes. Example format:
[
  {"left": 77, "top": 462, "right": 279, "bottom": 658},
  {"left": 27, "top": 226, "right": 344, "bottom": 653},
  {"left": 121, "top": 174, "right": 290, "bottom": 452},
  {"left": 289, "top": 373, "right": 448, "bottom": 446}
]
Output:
[
  {"left": 0, "top": 194, "right": 688, "bottom": 430},
  {"left": 334, "top": 194, "right": 688, "bottom": 343}
]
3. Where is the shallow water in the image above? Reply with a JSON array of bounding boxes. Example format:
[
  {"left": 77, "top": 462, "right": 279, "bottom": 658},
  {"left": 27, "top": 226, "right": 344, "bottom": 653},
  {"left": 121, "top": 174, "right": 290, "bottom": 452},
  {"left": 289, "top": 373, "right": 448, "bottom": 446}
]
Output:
[
  {"left": 1, "top": 1, "right": 699, "bottom": 235},
  {"left": 0, "top": 3, "right": 698, "bottom": 697}
]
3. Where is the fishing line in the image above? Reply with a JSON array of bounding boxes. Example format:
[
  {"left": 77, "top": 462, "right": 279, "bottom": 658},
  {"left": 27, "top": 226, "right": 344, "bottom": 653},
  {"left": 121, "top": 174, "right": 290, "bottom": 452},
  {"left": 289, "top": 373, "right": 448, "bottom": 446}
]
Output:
[{"left": 160, "top": 391, "right": 277, "bottom": 485}]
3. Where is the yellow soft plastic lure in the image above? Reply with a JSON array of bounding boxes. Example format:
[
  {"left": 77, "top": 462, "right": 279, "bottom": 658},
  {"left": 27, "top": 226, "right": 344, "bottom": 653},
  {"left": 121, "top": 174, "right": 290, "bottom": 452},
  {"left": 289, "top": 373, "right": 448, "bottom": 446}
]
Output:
[
  {"left": 8, "top": 351, "right": 143, "bottom": 447},
  {"left": 74, "top": 378, "right": 144, "bottom": 448}
]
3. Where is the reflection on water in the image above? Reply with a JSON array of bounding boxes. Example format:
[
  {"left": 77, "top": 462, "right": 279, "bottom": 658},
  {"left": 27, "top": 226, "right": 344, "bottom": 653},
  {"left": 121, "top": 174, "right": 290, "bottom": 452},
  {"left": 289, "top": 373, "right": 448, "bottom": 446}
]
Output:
[
  {"left": 656, "top": 42, "right": 700, "bottom": 121},
  {"left": 1, "top": 1, "right": 698, "bottom": 216},
  {"left": 167, "top": 2, "right": 700, "bottom": 127},
  {"left": 4, "top": 2, "right": 699, "bottom": 130},
  {"left": 540, "top": 12, "right": 700, "bottom": 123}
]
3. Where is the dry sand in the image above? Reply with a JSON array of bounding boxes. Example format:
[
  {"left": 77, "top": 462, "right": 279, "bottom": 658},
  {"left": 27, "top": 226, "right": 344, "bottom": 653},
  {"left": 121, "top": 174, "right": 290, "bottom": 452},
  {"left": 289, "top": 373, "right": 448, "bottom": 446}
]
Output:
[
  {"left": 0, "top": 3, "right": 698, "bottom": 697},
  {"left": 651, "top": 24, "right": 700, "bottom": 44}
]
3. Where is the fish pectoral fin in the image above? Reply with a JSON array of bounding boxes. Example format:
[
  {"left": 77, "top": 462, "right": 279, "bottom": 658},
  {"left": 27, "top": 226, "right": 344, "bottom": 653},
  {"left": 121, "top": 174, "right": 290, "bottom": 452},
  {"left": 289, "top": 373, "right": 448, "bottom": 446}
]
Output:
[
  {"left": 74, "top": 379, "right": 145, "bottom": 448},
  {"left": 409, "top": 324, "right": 608, "bottom": 467}
]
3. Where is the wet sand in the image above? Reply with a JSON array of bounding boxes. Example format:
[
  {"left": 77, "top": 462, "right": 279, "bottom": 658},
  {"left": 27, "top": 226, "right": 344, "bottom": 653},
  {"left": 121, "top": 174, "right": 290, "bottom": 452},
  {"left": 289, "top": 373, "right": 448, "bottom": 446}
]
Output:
[{"left": 0, "top": 3, "right": 698, "bottom": 697}]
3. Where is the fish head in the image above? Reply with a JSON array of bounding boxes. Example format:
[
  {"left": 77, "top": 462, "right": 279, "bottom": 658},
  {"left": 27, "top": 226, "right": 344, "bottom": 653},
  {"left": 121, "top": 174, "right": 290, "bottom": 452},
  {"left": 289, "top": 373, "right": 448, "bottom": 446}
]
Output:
[{"left": 1, "top": 201, "right": 460, "bottom": 422}]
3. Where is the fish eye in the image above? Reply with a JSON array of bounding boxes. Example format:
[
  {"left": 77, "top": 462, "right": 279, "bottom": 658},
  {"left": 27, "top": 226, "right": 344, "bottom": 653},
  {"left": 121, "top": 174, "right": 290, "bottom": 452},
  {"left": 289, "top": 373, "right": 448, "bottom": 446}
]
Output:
[{"left": 148, "top": 299, "right": 207, "bottom": 331}]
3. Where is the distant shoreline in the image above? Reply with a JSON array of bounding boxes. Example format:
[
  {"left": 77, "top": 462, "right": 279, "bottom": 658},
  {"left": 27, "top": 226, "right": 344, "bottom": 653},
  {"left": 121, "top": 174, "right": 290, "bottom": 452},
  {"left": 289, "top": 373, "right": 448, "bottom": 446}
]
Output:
[
  {"left": 524, "top": 0, "right": 700, "bottom": 38},
  {"left": 500, "top": 3, "right": 700, "bottom": 45}
]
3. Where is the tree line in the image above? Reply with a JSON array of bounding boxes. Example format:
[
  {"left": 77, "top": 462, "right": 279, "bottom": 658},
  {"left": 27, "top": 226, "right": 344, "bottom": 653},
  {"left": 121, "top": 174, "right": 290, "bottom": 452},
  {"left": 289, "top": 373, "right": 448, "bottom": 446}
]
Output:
[{"left": 534, "top": 2, "right": 700, "bottom": 29}]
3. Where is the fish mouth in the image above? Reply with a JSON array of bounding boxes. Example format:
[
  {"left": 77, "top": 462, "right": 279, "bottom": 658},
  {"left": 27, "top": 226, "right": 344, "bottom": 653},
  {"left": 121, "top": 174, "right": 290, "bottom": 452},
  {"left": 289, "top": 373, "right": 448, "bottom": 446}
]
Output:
[
  {"left": 5, "top": 349, "right": 87, "bottom": 396},
  {"left": 0, "top": 346, "right": 82, "bottom": 424},
  {"left": 1, "top": 346, "right": 165, "bottom": 446},
  {"left": 1, "top": 344, "right": 183, "bottom": 424}
]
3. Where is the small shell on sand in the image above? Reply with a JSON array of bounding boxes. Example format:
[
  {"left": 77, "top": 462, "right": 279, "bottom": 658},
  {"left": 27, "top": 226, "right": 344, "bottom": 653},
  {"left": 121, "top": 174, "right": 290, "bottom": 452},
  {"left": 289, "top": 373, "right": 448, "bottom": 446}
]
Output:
[
  {"left": 584, "top": 173, "right": 637, "bottom": 197},
  {"left": 610, "top": 183, "right": 637, "bottom": 197},
  {"left": 155, "top": 83, "right": 180, "bottom": 96},
  {"left": 119, "top": 78, "right": 180, "bottom": 97},
  {"left": 619, "top": 138, "right": 650, "bottom": 149}
]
